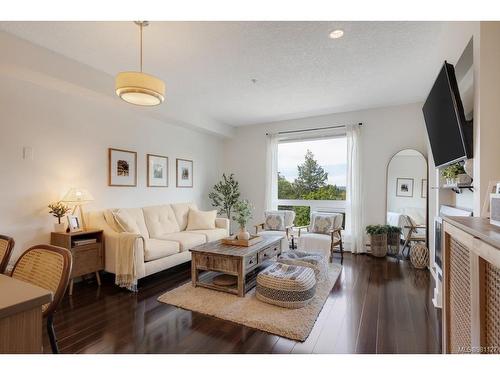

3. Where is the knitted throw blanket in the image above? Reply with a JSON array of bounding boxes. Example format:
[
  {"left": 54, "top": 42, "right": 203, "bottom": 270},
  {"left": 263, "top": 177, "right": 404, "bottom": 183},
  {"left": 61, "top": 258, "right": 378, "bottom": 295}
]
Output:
[
  {"left": 114, "top": 232, "right": 142, "bottom": 292},
  {"left": 104, "top": 211, "right": 143, "bottom": 292}
]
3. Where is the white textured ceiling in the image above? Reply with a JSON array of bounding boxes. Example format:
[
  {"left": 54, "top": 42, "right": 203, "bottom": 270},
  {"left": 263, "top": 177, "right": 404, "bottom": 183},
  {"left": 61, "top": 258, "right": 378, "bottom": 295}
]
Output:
[{"left": 0, "top": 21, "right": 446, "bottom": 130}]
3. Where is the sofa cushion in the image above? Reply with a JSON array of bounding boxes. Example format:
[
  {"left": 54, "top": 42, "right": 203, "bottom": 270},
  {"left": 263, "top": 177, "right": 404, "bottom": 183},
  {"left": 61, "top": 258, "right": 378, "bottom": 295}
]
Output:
[
  {"left": 112, "top": 208, "right": 149, "bottom": 238},
  {"left": 186, "top": 209, "right": 216, "bottom": 230},
  {"left": 144, "top": 239, "right": 180, "bottom": 262},
  {"left": 157, "top": 232, "right": 206, "bottom": 252},
  {"left": 171, "top": 202, "right": 198, "bottom": 231},
  {"left": 185, "top": 228, "right": 228, "bottom": 242},
  {"left": 143, "top": 205, "right": 180, "bottom": 237}
]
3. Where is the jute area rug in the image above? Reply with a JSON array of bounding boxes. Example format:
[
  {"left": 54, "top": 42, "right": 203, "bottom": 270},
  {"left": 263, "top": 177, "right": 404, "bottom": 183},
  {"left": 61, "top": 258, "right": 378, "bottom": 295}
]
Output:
[{"left": 157, "top": 263, "right": 342, "bottom": 341}]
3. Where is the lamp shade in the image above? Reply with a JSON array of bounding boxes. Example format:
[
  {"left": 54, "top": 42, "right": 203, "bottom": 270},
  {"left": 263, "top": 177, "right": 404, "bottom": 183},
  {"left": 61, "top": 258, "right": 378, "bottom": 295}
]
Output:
[
  {"left": 115, "top": 71, "right": 165, "bottom": 106},
  {"left": 61, "top": 188, "right": 94, "bottom": 203}
]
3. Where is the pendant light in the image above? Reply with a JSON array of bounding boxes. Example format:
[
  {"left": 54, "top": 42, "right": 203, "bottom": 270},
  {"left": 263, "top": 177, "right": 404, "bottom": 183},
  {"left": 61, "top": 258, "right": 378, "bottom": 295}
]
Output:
[{"left": 115, "top": 21, "right": 165, "bottom": 106}]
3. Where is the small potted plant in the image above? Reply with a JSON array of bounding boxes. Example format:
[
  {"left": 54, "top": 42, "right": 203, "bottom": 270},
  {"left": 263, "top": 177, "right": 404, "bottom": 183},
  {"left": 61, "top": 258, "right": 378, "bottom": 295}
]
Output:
[
  {"left": 386, "top": 225, "right": 402, "bottom": 255},
  {"left": 441, "top": 163, "right": 469, "bottom": 186},
  {"left": 232, "top": 200, "right": 253, "bottom": 240},
  {"left": 366, "top": 225, "right": 389, "bottom": 258},
  {"left": 48, "top": 201, "right": 71, "bottom": 232}
]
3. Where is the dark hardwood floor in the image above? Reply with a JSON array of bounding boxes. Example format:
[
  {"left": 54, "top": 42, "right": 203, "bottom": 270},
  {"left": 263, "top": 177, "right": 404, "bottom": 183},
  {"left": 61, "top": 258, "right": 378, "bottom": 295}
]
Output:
[{"left": 43, "top": 254, "right": 442, "bottom": 354}]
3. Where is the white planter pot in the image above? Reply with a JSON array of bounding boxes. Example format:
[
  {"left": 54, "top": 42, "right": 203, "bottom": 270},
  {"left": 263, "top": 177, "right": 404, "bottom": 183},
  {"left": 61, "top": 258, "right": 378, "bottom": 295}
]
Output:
[
  {"left": 237, "top": 228, "right": 250, "bottom": 240},
  {"left": 446, "top": 178, "right": 457, "bottom": 186},
  {"left": 54, "top": 222, "right": 66, "bottom": 233}
]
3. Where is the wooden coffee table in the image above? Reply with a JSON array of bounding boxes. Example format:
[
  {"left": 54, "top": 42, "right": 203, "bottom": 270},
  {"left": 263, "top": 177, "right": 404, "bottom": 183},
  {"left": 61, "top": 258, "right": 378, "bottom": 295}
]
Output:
[{"left": 189, "top": 235, "right": 282, "bottom": 297}]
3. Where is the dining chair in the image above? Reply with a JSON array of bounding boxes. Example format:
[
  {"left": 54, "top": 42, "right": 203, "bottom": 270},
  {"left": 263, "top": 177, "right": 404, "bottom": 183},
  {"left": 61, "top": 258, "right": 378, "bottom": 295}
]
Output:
[
  {"left": 11, "top": 244, "right": 72, "bottom": 353},
  {"left": 0, "top": 234, "right": 15, "bottom": 274}
]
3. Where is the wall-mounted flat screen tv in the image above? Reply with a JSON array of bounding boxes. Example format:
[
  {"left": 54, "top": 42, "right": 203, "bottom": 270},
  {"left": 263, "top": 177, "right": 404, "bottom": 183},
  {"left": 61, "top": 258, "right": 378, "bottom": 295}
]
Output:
[{"left": 422, "top": 61, "right": 472, "bottom": 168}]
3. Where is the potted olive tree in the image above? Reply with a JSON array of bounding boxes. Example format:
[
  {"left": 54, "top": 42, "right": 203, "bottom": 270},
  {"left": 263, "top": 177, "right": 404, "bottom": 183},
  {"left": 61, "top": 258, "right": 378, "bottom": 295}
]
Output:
[
  {"left": 232, "top": 200, "right": 253, "bottom": 240},
  {"left": 386, "top": 225, "right": 402, "bottom": 255},
  {"left": 366, "top": 225, "right": 388, "bottom": 257},
  {"left": 208, "top": 173, "right": 240, "bottom": 233},
  {"left": 48, "top": 202, "right": 71, "bottom": 232}
]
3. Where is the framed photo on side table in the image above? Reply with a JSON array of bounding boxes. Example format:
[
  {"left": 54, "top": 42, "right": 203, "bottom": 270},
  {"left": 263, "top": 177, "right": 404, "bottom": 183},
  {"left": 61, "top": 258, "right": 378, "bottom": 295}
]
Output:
[
  {"left": 147, "top": 154, "right": 168, "bottom": 187},
  {"left": 108, "top": 148, "right": 137, "bottom": 187},
  {"left": 67, "top": 215, "right": 82, "bottom": 233},
  {"left": 176, "top": 158, "right": 193, "bottom": 188},
  {"left": 396, "top": 178, "right": 414, "bottom": 197}
]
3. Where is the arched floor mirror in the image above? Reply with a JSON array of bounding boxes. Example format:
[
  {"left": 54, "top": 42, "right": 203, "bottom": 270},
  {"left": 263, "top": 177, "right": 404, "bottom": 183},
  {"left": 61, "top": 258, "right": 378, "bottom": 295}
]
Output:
[{"left": 386, "top": 149, "right": 428, "bottom": 257}]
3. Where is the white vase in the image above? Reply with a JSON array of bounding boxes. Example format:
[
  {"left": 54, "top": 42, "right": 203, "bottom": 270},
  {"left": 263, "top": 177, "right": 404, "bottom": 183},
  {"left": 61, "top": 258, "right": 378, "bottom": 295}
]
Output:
[
  {"left": 237, "top": 227, "right": 250, "bottom": 240},
  {"left": 54, "top": 222, "right": 66, "bottom": 233},
  {"left": 446, "top": 178, "right": 456, "bottom": 186},
  {"left": 463, "top": 159, "right": 474, "bottom": 178}
]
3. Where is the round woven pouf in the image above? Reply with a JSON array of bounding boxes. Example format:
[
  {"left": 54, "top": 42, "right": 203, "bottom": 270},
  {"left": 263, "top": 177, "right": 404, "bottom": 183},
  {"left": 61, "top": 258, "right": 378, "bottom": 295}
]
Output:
[{"left": 410, "top": 243, "right": 429, "bottom": 269}]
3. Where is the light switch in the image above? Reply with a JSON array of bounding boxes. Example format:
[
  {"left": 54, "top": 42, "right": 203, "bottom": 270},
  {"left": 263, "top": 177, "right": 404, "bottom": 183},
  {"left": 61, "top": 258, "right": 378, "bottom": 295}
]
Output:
[{"left": 23, "top": 147, "right": 34, "bottom": 160}]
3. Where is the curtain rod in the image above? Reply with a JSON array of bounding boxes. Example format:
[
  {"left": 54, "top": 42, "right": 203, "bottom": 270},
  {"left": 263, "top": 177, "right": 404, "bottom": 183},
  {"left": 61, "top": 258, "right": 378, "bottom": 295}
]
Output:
[{"left": 266, "top": 122, "right": 362, "bottom": 136}]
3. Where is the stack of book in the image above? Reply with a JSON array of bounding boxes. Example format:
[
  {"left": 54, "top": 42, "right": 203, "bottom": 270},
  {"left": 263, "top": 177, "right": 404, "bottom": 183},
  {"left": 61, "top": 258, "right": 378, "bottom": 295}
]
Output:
[{"left": 73, "top": 238, "right": 97, "bottom": 247}]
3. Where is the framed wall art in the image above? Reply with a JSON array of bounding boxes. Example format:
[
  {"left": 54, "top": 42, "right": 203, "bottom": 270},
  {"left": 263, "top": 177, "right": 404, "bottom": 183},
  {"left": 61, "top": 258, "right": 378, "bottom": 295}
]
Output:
[
  {"left": 147, "top": 154, "right": 168, "bottom": 187},
  {"left": 108, "top": 148, "right": 137, "bottom": 187},
  {"left": 396, "top": 177, "right": 414, "bottom": 197},
  {"left": 176, "top": 158, "right": 193, "bottom": 188}
]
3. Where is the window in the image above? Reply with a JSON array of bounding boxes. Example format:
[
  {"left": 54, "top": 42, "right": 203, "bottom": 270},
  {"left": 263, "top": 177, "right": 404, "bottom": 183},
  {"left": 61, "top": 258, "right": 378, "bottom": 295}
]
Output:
[{"left": 277, "top": 136, "right": 347, "bottom": 225}]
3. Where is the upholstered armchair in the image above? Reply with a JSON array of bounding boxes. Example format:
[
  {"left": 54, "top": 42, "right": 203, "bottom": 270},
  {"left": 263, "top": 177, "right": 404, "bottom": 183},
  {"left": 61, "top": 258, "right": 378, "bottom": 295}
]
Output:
[
  {"left": 297, "top": 212, "right": 344, "bottom": 263},
  {"left": 254, "top": 210, "right": 295, "bottom": 252}
]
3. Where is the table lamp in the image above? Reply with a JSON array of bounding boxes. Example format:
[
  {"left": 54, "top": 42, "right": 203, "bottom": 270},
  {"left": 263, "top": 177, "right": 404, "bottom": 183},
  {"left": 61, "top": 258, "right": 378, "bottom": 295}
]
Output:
[{"left": 61, "top": 188, "right": 94, "bottom": 230}]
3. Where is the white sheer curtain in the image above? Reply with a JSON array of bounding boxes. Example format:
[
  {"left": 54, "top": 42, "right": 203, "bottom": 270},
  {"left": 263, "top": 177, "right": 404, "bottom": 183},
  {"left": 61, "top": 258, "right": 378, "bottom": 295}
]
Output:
[
  {"left": 346, "top": 124, "right": 364, "bottom": 253},
  {"left": 265, "top": 133, "right": 279, "bottom": 211}
]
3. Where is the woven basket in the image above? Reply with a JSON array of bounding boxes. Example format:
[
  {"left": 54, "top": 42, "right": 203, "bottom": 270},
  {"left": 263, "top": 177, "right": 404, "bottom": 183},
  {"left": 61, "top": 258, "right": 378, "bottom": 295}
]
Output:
[
  {"left": 410, "top": 243, "right": 429, "bottom": 269},
  {"left": 370, "top": 233, "right": 387, "bottom": 257},
  {"left": 387, "top": 232, "right": 400, "bottom": 255}
]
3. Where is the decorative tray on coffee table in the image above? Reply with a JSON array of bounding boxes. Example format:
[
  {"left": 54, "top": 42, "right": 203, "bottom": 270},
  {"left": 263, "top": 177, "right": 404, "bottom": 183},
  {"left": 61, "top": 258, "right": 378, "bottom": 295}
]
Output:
[{"left": 221, "top": 235, "right": 263, "bottom": 247}]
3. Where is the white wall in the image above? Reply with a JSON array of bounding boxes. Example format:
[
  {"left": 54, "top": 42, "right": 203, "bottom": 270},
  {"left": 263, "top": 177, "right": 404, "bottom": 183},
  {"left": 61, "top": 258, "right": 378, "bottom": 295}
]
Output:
[
  {"left": 224, "top": 103, "right": 428, "bottom": 240},
  {"left": 387, "top": 153, "right": 427, "bottom": 224},
  {"left": 0, "top": 74, "right": 224, "bottom": 263}
]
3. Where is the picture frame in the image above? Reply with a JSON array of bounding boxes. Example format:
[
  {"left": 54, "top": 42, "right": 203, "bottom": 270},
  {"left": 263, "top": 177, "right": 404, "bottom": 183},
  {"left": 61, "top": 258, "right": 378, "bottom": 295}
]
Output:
[
  {"left": 396, "top": 178, "right": 414, "bottom": 197},
  {"left": 147, "top": 154, "right": 168, "bottom": 187},
  {"left": 421, "top": 179, "right": 428, "bottom": 198},
  {"left": 176, "top": 158, "right": 193, "bottom": 188},
  {"left": 481, "top": 180, "right": 500, "bottom": 218},
  {"left": 67, "top": 215, "right": 82, "bottom": 233},
  {"left": 108, "top": 148, "right": 137, "bottom": 187}
]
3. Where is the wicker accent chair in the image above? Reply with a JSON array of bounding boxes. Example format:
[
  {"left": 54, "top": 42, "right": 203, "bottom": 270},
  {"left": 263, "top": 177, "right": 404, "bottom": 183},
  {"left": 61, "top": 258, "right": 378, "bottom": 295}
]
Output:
[
  {"left": 11, "top": 245, "right": 72, "bottom": 354},
  {"left": 297, "top": 211, "right": 345, "bottom": 264},
  {"left": 402, "top": 221, "right": 427, "bottom": 257},
  {"left": 0, "top": 234, "right": 15, "bottom": 274},
  {"left": 254, "top": 210, "right": 296, "bottom": 250}
]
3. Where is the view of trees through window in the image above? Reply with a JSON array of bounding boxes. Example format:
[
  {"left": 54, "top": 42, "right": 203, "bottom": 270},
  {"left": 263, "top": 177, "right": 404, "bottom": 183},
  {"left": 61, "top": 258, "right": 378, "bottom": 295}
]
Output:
[{"left": 277, "top": 137, "right": 347, "bottom": 225}]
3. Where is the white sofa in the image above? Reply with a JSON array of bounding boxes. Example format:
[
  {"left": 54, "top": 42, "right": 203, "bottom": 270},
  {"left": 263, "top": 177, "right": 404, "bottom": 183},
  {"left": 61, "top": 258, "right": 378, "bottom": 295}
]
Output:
[{"left": 88, "top": 202, "right": 229, "bottom": 281}]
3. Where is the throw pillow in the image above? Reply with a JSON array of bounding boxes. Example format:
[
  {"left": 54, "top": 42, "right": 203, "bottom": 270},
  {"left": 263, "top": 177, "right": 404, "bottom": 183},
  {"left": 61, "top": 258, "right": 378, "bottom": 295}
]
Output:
[
  {"left": 186, "top": 209, "right": 217, "bottom": 230},
  {"left": 264, "top": 212, "right": 285, "bottom": 231},
  {"left": 311, "top": 214, "right": 335, "bottom": 234},
  {"left": 113, "top": 209, "right": 141, "bottom": 234}
]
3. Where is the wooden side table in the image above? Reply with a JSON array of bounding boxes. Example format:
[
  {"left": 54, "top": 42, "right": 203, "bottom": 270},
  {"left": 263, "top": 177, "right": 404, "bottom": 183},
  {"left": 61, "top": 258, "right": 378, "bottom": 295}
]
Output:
[{"left": 50, "top": 229, "right": 104, "bottom": 295}]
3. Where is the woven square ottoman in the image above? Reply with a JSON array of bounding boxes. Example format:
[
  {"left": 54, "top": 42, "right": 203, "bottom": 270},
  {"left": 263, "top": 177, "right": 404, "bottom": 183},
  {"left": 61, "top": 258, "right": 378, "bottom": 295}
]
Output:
[
  {"left": 278, "top": 250, "right": 327, "bottom": 281},
  {"left": 256, "top": 263, "right": 317, "bottom": 309}
]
